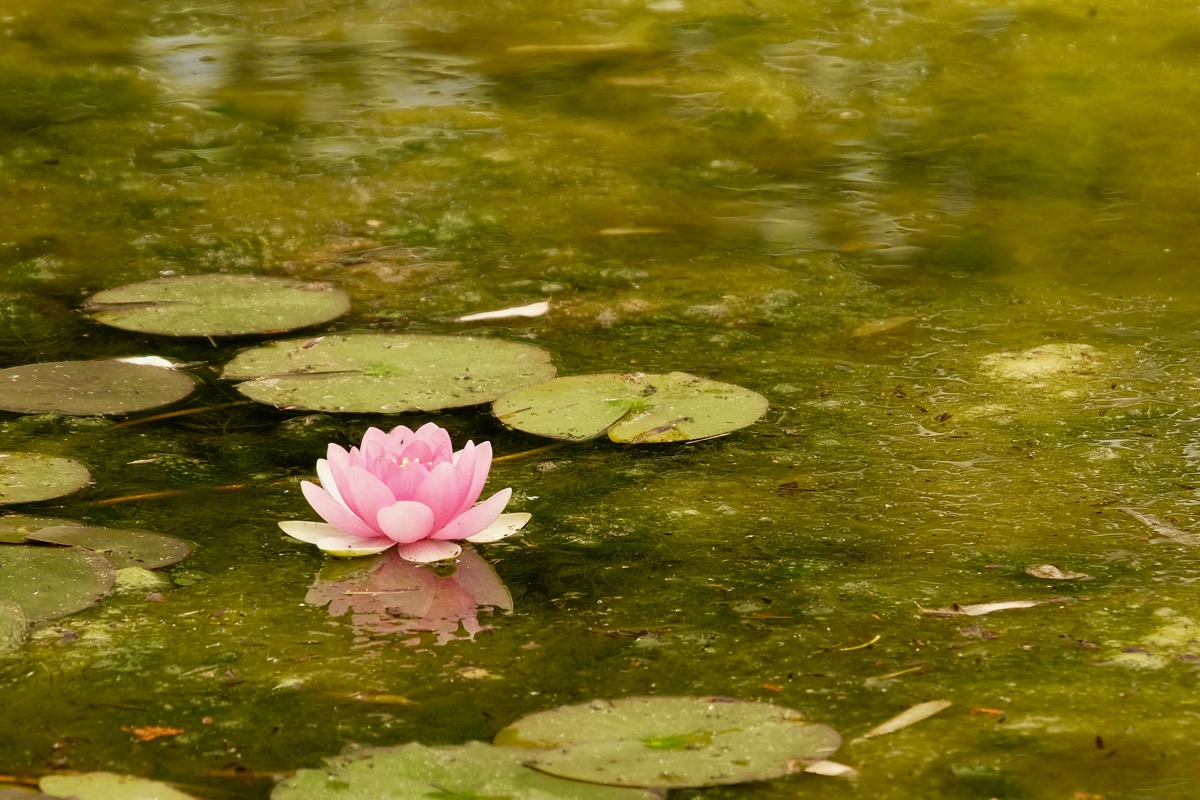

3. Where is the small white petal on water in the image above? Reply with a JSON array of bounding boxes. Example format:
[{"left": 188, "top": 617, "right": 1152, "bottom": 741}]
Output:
[{"left": 456, "top": 301, "right": 549, "bottom": 322}]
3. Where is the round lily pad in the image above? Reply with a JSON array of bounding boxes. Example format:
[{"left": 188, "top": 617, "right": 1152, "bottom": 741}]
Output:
[
  {"left": 40, "top": 772, "right": 199, "bottom": 800},
  {"left": 494, "top": 696, "right": 841, "bottom": 789},
  {"left": 0, "top": 360, "right": 195, "bottom": 416},
  {"left": 0, "top": 544, "right": 116, "bottom": 621},
  {"left": 493, "top": 372, "right": 769, "bottom": 443},
  {"left": 222, "top": 333, "right": 557, "bottom": 413},
  {"left": 25, "top": 525, "right": 192, "bottom": 569},
  {"left": 272, "top": 741, "right": 656, "bottom": 800},
  {"left": 0, "top": 454, "right": 91, "bottom": 505},
  {"left": 83, "top": 274, "right": 350, "bottom": 337},
  {"left": 0, "top": 515, "right": 84, "bottom": 543}
]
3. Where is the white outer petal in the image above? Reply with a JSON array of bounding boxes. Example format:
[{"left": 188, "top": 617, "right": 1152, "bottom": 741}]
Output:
[
  {"left": 464, "top": 512, "right": 531, "bottom": 543},
  {"left": 278, "top": 520, "right": 393, "bottom": 557},
  {"left": 395, "top": 540, "right": 462, "bottom": 563}
]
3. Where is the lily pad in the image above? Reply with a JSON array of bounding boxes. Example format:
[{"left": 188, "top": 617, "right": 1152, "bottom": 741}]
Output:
[
  {"left": 82, "top": 274, "right": 350, "bottom": 337},
  {"left": 0, "top": 360, "right": 195, "bottom": 416},
  {"left": 0, "top": 544, "right": 116, "bottom": 621},
  {"left": 0, "top": 515, "right": 84, "bottom": 543},
  {"left": 222, "top": 333, "right": 556, "bottom": 413},
  {"left": 25, "top": 525, "right": 192, "bottom": 569},
  {"left": 272, "top": 741, "right": 656, "bottom": 800},
  {"left": 40, "top": 772, "right": 199, "bottom": 800},
  {"left": 494, "top": 696, "right": 841, "bottom": 789},
  {"left": 0, "top": 454, "right": 91, "bottom": 505},
  {"left": 493, "top": 372, "right": 769, "bottom": 443}
]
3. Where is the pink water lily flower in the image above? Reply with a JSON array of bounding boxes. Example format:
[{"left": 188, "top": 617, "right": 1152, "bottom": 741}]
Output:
[{"left": 279, "top": 422, "right": 530, "bottom": 563}]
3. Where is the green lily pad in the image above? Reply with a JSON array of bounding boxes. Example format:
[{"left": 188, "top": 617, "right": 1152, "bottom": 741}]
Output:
[
  {"left": 222, "top": 333, "right": 557, "bottom": 413},
  {"left": 0, "top": 515, "right": 84, "bottom": 543},
  {"left": 25, "top": 525, "right": 192, "bottom": 569},
  {"left": 0, "top": 454, "right": 91, "bottom": 505},
  {"left": 83, "top": 274, "right": 350, "bottom": 337},
  {"left": 0, "top": 544, "right": 116, "bottom": 621},
  {"left": 0, "top": 599, "right": 27, "bottom": 654},
  {"left": 494, "top": 696, "right": 841, "bottom": 789},
  {"left": 40, "top": 772, "right": 199, "bottom": 800},
  {"left": 0, "top": 360, "right": 196, "bottom": 416},
  {"left": 493, "top": 372, "right": 769, "bottom": 443},
  {"left": 272, "top": 741, "right": 657, "bottom": 800}
]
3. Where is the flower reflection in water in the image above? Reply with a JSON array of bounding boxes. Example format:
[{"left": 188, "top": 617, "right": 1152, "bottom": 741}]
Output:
[{"left": 305, "top": 547, "right": 512, "bottom": 646}]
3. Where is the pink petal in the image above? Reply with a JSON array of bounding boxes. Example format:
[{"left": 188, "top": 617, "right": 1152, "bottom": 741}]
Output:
[
  {"left": 339, "top": 466, "right": 397, "bottom": 528},
  {"left": 301, "top": 481, "right": 377, "bottom": 538},
  {"left": 430, "top": 488, "right": 512, "bottom": 541},
  {"left": 376, "top": 500, "right": 437, "bottom": 544},
  {"left": 395, "top": 540, "right": 462, "bottom": 563},
  {"left": 413, "top": 461, "right": 468, "bottom": 527},
  {"left": 383, "top": 458, "right": 427, "bottom": 500},
  {"left": 463, "top": 511, "right": 531, "bottom": 543},
  {"left": 451, "top": 441, "right": 491, "bottom": 517}
]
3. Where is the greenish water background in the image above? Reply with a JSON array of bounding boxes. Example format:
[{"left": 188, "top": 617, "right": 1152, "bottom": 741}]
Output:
[{"left": 4, "top": 0, "right": 1200, "bottom": 797}]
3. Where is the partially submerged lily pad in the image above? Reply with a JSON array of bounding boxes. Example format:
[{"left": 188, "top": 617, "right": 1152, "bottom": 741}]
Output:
[
  {"left": 0, "top": 544, "right": 116, "bottom": 621},
  {"left": 0, "top": 360, "right": 195, "bottom": 416},
  {"left": 40, "top": 772, "right": 199, "bottom": 800},
  {"left": 0, "top": 454, "right": 91, "bottom": 505},
  {"left": 25, "top": 525, "right": 192, "bottom": 569},
  {"left": 495, "top": 696, "right": 841, "bottom": 789},
  {"left": 0, "top": 515, "right": 84, "bottom": 543},
  {"left": 222, "top": 333, "right": 556, "bottom": 413},
  {"left": 83, "top": 274, "right": 350, "bottom": 337},
  {"left": 493, "top": 372, "right": 769, "bottom": 443},
  {"left": 272, "top": 741, "right": 656, "bottom": 800}
]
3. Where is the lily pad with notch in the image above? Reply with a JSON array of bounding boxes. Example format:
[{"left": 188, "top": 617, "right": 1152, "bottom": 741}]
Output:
[
  {"left": 0, "top": 360, "right": 195, "bottom": 416},
  {"left": 272, "top": 741, "right": 657, "bottom": 800},
  {"left": 222, "top": 333, "right": 556, "bottom": 413},
  {"left": 40, "top": 771, "right": 200, "bottom": 800},
  {"left": 25, "top": 525, "right": 192, "bottom": 569},
  {"left": 494, "top": 696, "right": 841, "bottom": 789},
  {"left": 83, "top": 274, "right": 350, "bottom": 337},
  {"left": 0, "top": 454, "right": 91, "bottom": 505},
  {"left": 493, "top": 372, "right": 769, "bottom": 443},
  {"left": 0, "top": 544, "right": 116, "bottom": 622}
]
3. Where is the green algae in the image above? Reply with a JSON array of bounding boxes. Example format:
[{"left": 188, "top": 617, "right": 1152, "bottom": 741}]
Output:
[{"left": 2, "top": 0, "right": 1200, "bottom": 798}]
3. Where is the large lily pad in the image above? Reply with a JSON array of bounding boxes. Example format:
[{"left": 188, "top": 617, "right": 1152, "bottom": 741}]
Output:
[
  {"left": 25, "top": 525, "right": 192, "bottom": 569},
  {"left": 272, "top": 741, "right": 656, "bottom": 800},
  {"left": 222, "top": 333, "right": 556, "bottom": 413},
  {"left": 495, "top": 696, "right": 841, "bottom": 789},
  {"left": 0, "top": 454, "right": 91, "bottom": 505},
  {"left": 82, "top": 274, "right": 350, "bottom": 337},
  {"left": 493, "top": 372, "right": 769, "bottom": 443},
  {"left": 40, "top": 772, "right": 199, "bottom": 800},
  {"left": 0, "top": 544, "right": 116, "bottom": 621},
  {"left": 0, "top": 360, "right": 195, "bottom": 415}
]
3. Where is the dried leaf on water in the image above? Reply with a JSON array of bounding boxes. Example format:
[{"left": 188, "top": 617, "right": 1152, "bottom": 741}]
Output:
[
  {"left": 1119, "top": 507, "right": 1200, "bottom": 546},
  {"left": 920, "top": 599, "right": 1051, "bottom": 617},
  {"left": 855, "top": 700, "right": 952, "bottom": 742},
  {"left": 1024, "top": 564, "right": 1093, "bottom": 581}
]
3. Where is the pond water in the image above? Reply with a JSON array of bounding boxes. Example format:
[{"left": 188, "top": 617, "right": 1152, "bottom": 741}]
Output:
[{"left": 3, "top": 0, "right": 1200, "bottom": 796}]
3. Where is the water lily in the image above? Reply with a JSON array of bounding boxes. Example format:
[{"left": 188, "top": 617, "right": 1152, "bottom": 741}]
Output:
[{"left": 279, "top": 422, "right": 529, "bottom": 562}]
